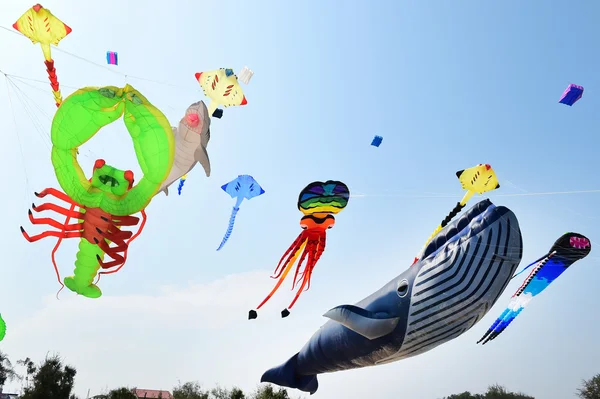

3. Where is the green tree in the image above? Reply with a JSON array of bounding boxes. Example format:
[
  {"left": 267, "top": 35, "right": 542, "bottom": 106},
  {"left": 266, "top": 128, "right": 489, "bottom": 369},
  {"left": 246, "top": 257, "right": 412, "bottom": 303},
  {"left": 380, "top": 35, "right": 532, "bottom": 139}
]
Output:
[
  {"left": 209, "top": 385, "right": 246, "bottom": 399},
  {"left": 230, "top": 387, "right": 246, "bottom": 399},
  {"left": 444, "top": 384, "right": 533, "bottom": 399},
  {"left": 17, "top": 357, "right": 37, "bottom": 391},
  {"left": 20, "top": 354, "right": 78, "bottom": 399},
  {"left": 445, "top": 392, "right": 482, "bottom": 399},
  {"left": 577, "top": 374, "right": 600, "bottom": 399},
  {"left": 252, "top": 384, "right": 290, "bottom": 399},
  {"left": 173, "top": 381, "right": 209, "bottom": 399},
  {"left": 484, "top": 384, "right": 533, "bottom": 399},
  {"left": 107, "top": 387, "right": 137, "bottom": 399},
  {"left": 0, "top": 351, "right": 20, "bottom": 392}
]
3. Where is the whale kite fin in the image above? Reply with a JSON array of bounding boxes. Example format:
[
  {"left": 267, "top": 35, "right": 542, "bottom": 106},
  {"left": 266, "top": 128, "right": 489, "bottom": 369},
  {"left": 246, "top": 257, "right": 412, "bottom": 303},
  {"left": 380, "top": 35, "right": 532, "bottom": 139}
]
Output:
[
  {"left": 323, "top": 304, "right": 400, "bottom": 340},
  {"left": 261, "top": 353, "right": 318, "bottom": 395}
]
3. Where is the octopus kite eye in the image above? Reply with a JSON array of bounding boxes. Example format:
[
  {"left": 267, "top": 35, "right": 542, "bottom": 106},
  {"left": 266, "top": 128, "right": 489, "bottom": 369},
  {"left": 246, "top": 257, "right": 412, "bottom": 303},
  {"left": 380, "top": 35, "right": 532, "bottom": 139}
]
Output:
[{"left": 124, "top": 170, "right": 134, "bottom": 189}]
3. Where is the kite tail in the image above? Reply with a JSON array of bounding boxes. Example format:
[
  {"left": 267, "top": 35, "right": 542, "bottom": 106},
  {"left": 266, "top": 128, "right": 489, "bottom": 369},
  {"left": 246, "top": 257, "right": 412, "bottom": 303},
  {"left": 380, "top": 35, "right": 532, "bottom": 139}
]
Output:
[
  {"left": 414, "top": 201, "right": 466, "bottom": 263},
  {"left": 216, "top": 206, "right": 240, "bottom": 251},
  {"left": 477, "top": 308, "right": 510, "bottom": 344},
  {"left": 177, "top": 175, "right": 187, "bottom": 195},
  {"left": 261, "top": 353, "right": 319, "bottom": 395},
  {"left": 44, "top": 59, "right": 63, "bottom": 107},
  {"left": 63, "top": 239, "right": 103, "bottom": 299}
]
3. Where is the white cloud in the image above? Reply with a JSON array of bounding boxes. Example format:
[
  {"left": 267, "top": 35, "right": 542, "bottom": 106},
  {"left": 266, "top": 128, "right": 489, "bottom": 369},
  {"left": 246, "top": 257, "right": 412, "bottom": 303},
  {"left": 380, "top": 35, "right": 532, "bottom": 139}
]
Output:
[{"left": 2, "top": 270, "right": 321, "bottom": 398}]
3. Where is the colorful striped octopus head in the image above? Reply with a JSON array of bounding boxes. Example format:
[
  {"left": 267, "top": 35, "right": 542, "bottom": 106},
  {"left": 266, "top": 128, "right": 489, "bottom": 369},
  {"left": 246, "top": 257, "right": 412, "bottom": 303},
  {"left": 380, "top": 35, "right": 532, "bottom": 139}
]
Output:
[
  {"left": 91, "top": 159, "right": 134, "bottom": 197},
  {"left": 298, "top": 180, "right": 350, "bottom": 216}
]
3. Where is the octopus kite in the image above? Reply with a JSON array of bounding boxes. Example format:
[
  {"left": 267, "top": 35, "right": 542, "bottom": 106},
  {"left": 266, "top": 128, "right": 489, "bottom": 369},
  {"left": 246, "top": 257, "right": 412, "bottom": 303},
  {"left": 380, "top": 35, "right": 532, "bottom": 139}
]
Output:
[
  {"left": 249, "top": 180, "right": 350, "bottom": 319},
  {"left": 477, "top": 232, "right": 591, "bottom": 345},
  {"left": 13, "top": 4, "right": 71, "bottom": 107},
  {"left": 20, "top": 85, "right": 174, "bottom": 298}
]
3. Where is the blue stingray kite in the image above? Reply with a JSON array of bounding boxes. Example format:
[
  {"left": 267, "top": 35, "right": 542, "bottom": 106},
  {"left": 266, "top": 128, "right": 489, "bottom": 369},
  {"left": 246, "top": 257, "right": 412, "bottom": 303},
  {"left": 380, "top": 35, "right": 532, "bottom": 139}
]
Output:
[
  {"left": 477, "top": 232, "right": 591, "bottom": 345},
  {"left": 216, "top": 175, "right": 265, "bottom": 251}
]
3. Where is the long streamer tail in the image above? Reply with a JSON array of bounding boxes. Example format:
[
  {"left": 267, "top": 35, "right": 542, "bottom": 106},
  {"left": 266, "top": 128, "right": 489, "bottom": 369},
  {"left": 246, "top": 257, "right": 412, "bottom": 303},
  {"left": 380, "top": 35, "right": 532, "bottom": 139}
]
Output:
[
  {"left": 413, "top": 201, "right": 466, "bottom": 264},
  {"left": 44, "top": 59, "right": 63, "bottom": 107},
  {"left": 177, "top": 174, "right": 187, "bottom": 195},
  {"left": 216, "top": 206, "right": 239, "bottom": 251}
]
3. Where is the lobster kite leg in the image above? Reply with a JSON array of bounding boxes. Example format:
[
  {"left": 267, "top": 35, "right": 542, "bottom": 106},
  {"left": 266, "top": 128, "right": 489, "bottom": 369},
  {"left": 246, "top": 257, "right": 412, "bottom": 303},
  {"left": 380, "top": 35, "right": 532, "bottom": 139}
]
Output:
[
  {"left": 32, "top": 202, "right": 83, "bottom": 219},
  {"left": 35, "top": 188, "right": 77, "bottom": 204},
  {"left": 28, "top": 210, "right": 83, "bottom": 231}
]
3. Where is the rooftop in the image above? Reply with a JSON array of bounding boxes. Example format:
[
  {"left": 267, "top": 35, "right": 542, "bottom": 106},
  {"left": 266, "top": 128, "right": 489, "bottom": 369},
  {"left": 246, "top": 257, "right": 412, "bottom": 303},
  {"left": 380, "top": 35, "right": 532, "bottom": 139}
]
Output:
[{"left": 133, "top": 388, "right": 174, "bottom": 399}]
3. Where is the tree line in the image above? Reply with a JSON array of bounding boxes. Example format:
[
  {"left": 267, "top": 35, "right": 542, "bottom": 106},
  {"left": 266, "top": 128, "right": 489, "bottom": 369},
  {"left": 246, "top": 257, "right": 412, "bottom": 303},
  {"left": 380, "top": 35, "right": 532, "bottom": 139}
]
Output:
[{"left": 0, "top": 350, "right": 598, "bottom": 398}]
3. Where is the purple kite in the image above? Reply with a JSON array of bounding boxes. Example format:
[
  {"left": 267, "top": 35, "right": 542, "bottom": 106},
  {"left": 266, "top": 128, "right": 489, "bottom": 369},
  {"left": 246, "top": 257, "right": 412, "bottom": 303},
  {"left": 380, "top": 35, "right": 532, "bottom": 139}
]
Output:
[{"left": 559, "top": 84, "right": 583, "bottom": 106}]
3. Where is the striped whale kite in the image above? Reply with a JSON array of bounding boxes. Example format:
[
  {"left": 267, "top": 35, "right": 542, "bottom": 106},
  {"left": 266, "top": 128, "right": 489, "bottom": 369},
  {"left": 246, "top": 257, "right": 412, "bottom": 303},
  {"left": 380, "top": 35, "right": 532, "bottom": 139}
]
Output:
[
  {"left": 477, "top": 232, "right": 591, "bottom": 345},
  {"left": 261, "top": 199, "right": 523, "bottom": 394}
]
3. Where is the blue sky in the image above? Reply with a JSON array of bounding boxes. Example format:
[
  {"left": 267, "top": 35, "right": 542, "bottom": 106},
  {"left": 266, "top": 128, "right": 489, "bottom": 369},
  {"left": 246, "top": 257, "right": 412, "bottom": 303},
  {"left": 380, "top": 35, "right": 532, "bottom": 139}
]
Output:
[{"left": 0, "top": 1, "right": 599, "bottom": 398}]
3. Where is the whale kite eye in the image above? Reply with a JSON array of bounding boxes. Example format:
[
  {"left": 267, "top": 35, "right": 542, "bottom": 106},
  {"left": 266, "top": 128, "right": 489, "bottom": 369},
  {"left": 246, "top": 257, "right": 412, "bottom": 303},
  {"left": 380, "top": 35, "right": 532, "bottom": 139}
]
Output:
[{"left": 396, "top": 279, "right": 409, "bottom": 298}]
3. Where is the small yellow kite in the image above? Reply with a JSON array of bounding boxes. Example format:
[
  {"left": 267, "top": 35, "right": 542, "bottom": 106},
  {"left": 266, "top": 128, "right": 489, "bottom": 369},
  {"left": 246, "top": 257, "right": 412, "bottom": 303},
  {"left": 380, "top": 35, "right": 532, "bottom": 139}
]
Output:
[{"left": 13, "top": 4, "right": 72, "bottom": 107}]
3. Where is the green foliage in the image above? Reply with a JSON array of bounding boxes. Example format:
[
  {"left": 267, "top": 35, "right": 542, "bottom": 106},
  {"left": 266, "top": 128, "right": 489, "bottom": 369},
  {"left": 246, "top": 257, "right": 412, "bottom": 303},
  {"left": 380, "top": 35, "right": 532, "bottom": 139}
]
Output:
[
  {"left": 251, "top": 384, "right": 290, "bottom": 399},
  {"left": 577, "top": 374, "right": 600, "bottom": 399},
  {"left": 172, "top": 382, "right": 293, "bottom": 399},
  {"left": 107, "top": 387, "right": 137, "bottom": 399},
  {"left": 443, "top": 384, "right": 534, "bottom": 399},
  {"left": 173, "top": 381, "right": 209, "bottom": 399},
  {"left": 19, "top": 354, "right": 77, "bottom": 399},
  {"left": 0, "top": 351, "right": 19, "bottom": 389}
]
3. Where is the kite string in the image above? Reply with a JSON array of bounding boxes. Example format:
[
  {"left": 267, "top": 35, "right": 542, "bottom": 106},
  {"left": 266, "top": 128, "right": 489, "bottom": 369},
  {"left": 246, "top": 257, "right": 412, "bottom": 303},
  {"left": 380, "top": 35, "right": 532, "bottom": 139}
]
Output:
[
  {"left": 0, "top": 25, "right": 199, "bottom": 92},
  {"left": 350, "top": 189, "right": 600, "bottom": 199}
]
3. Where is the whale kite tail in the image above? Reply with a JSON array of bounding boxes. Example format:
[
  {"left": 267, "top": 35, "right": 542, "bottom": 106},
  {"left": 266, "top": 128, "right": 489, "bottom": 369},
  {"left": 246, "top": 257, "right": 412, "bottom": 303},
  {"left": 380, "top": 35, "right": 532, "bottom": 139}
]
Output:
[
  {"left": 261, "top": 353, "right": 319, "bottom": 395},
  {"left": 216, "top": 206, "right": 240, "bottom": 251}
]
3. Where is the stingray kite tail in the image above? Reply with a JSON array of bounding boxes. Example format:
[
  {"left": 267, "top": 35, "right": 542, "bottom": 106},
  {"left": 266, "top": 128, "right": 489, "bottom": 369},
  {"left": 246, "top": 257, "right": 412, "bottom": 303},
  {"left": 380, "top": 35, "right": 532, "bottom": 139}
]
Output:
[
  {"left": 44, "top": 58, "right": 63, "bottom": 107},
  {"left": 216, "top": 206, "right": 240, "bottom": 251},
  {"left": 63, "top": 239, "right": 103, "bottom": 299},
  {"left": 177, "top": 174, "right": 187, "bottom": 195}
]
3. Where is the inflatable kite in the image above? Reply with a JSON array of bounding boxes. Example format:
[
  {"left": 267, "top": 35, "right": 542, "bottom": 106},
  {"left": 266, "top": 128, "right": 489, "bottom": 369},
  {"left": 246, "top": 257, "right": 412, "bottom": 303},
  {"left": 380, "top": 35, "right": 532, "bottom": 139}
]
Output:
[
  {"left": 13, "top": 4, "right": 71, "bottom": 107},
  {"left": 157, "top": 100, "right": 211, "bottom": 196},
  {"left": 249, "top": 181, "right": 350, "bottom": 319},
  {"left": 371, "top": 135, "right": 383, "bottom": 147},
  {"left": 477, "top": 232, "right": 591, "bottom": 345},
  {"left": 238, "top": 66, "right": 254, "bottom": 85},
  {"left": 216, "top": 175, "right": 265, "bottom": 251},
  {"left": 261, "top": 199, "right": 523, "bottom": 394},
  {"left": 0, "top": 314, "right": 5, "bottom": 342},
  {"left": 195, "top": 68, "right": 248, "bottom": 118},
  {"left": 20, "top": 85, "right": 174, "bottom": 298},
  {"left": 106, "top": 51, "right": 118, "bottom": 65},
  {"left": 559, "top": 84, "right": 584, "bottom": 106},
  {"left": 413, "top": 163, "right": 500, "bottom": 264}
]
